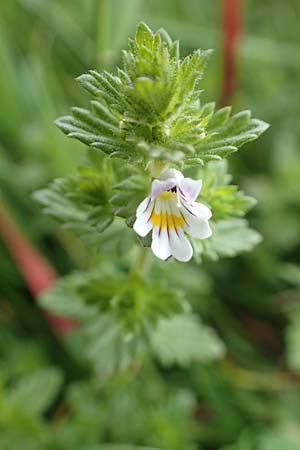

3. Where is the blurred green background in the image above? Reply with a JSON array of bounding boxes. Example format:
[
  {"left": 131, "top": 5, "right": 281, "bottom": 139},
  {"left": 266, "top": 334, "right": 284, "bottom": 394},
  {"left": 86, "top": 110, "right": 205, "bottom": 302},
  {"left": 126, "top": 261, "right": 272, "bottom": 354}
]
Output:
[{"left": 1, "top": 1, "right": 300, "bottom": 449}]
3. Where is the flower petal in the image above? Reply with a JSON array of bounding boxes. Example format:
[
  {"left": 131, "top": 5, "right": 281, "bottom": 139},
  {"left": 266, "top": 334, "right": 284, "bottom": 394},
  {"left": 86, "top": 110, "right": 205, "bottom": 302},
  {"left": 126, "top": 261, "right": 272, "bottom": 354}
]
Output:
[
  {"left": 179, "top": 178, "right": 202, "bottom": 202},
  {"left": 151, "top": 227, "right": 171, "bottom": 260},
  {"left": 181, "top": 203, "right": 213, "bottom": 239},
  {"left": 169, "top": 228, "right": 193, "bottom": 262},
  {"left": 181, "top": 200, "right": 212, "bottom": 220},
  {"left": 184, "top": 217, "right": 212, "bottom": 239},
  {"left": 151, "top": 179, "right": 176, "bottom": 200},
  {"left": 159, "top": 168, "right": 184, "bottom": 182},
  {"left": 133, "top": 197, "right": 154, "bottom": 237}
]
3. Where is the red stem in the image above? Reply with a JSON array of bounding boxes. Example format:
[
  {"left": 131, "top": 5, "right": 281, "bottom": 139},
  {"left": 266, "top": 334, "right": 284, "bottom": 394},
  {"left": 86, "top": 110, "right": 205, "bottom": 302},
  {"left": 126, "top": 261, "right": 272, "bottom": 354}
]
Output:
[
  {"left": 220, "top": 0, "right": 243, "bottom": 106},
  {"left": 0, "top": 202, "right": 77, "bottom": 335}
]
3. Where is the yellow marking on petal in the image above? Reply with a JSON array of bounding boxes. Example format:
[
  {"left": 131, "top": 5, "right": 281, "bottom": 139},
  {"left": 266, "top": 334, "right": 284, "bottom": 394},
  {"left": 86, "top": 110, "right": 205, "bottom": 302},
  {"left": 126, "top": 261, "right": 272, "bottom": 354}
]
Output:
[
  {"left": 151, "top": 211, "right": 185, "bottom": 230},
  {"left": 161, "top": 213, "right": 168, "bottom": 229},
  {"left": 159, "top": 191, "right": 176, "bottom": 200},
  {"left": 151, "top": 211, "right": 161, "bottom": 228},
  {"left": 173, "top": 215, "right": 185, "bottom": 228}
]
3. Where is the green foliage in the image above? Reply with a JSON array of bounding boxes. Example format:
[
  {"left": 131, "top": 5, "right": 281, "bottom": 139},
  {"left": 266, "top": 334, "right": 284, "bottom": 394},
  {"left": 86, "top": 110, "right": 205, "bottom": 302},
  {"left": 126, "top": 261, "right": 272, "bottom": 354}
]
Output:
[
  {"left": 151, "top": 314, "right": 225, "bottom": 366},
  {"left": 58, "top": 374, "right": 197, "bottom": 450},
  {"left": 259, "top": 425, "right": 300, "bottom": 450},
  {"left": 285, "top": 305, "right": 300, "bottom": 372},
  {"left": 0, "top": 366, "right": 63, "bottom": 450},
  {"left": 33, "top": 21, "right": 267, "bottom": 391},
  {"left": 5, "top": 367, "right": 63, "bottom": 416},
  {"left": 40, "top": 269, "right": 187, "bottom": 325},
  {"left": 56, "top": 22, "right": 268, "bottom": 167},
  {"left": 96, "top": 447, "right": 166, "bottom": 450},
  {"left": 34, "top": 156, "right": 115, "bottom": 244},
  {"left": 40, "top": 269, "right": 208, "bottom": 374},
  {"left": 42, "top": 22, "right": 267, "bottom": 261},
  {"left": 199, "top": 160, "right": 257, "bottom": 221},
  {"left": 182, "top": 160, "right": 261, "bottom": 261},
  {"left": 5, "top": 2, "right": 300, "bottom": 450},
  {"left": 192, "top": 219, "right": 262, "bottom": 262},
  {"left": 35, "top": 153, "right": 260, "bottom": 255},
  {"left": 110, "top": 168, "right": 149, "bottom": 225},
  {"left": 0, "top": 331, "right": 197, "bottom": 450}
]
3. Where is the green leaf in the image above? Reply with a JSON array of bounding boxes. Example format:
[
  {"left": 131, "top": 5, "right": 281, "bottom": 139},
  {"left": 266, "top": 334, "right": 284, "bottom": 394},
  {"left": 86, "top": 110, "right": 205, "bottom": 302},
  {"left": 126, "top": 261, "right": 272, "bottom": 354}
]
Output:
[
  {"left": 56, "top": 22, "right": 268, "bottom": 168},
  {"left": 192, "top": 219, "right": 262, "bottom": 262},
  {"left": 84, "top": 313, "right": 146, "bottom": 376},
  {"left": 39, "top": 269, "right": 188, "bottom": 375},
  {"left": 259, "top": 425, "right": 300, "bottom": 450},
  {"left": 34, "top": 162, "right": 115, "bottom": 244},
  {"left": 199, "top": 160, "right": 257, "bottom": 220},
  {"left": 110, "top": 168, "right": 149, "bottom": 223},
  {"left": 6, "top": 367, "right": 63, "bottom": 415},
  {"left": 189, "top": 109, "right": 269, "bottom": 164},
  {"left": 39, "top": 273, "right": 97, "bottom": 320},
  {"left": 151, "top": 314, "right": 225, "bottom": 366},
  {"left": 280, "top": 263, "right": 300, "bottom": 286}
]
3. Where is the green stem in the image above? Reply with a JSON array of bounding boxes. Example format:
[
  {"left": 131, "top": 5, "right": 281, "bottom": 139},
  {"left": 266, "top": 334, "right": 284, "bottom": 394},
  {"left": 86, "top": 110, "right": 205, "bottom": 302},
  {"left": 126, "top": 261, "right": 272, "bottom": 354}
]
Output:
[
  {"left": 138, "top": 245, "right": 151, "bottom": 277},
  {"left": 131, "top": 245, "right": 151, "bottom": 279}
]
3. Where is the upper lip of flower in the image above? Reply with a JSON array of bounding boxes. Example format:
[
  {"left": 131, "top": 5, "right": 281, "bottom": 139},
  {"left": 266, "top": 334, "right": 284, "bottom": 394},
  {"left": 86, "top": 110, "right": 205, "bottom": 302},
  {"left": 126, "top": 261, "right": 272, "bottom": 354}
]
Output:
[{"left": 133, "top": 169, "right": 212, "bottom": 262}]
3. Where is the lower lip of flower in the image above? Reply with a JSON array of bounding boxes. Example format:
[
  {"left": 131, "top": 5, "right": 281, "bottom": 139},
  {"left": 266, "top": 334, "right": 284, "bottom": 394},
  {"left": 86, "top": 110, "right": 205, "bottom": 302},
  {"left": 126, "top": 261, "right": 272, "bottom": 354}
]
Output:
[
  {"left": 149, "top": 191, "right": 186, "bottom": 232},
  {"left": 150, "top": 211, "right": 186, "bottom": 231}
]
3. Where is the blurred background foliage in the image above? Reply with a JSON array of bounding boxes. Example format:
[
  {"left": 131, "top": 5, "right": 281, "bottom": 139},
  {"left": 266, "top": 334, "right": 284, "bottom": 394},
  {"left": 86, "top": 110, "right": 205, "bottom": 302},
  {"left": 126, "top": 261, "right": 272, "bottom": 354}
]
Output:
[{"left": 0, "top": 1, "right": 300, "bottom": 449}]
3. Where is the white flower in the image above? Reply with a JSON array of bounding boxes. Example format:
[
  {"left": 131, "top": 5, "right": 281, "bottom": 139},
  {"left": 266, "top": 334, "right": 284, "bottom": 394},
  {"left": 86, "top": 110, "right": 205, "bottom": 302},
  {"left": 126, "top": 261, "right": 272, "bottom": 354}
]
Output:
[{"left": 133, "top": 168, "right": 212, "bottom": 262}]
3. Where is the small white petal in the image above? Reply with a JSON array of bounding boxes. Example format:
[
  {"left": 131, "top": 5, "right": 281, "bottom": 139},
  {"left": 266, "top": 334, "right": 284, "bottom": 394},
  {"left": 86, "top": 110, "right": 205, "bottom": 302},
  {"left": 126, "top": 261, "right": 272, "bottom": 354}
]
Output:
[
  {"left": 169, "top": 228, "right": 193, "bottom": 262},
  {"left": 184, "top": 217, "right": 212, "bottom": 239},
  {"left": 151, "top": 179, "right": 176, "bottom": 199},
  {"left": 133, "top": 217, "right": 152, "bottom": 237},
  {"left": 136, "top": 197, "right": 151, "bottom": 216},
  {"left": 179, "top": 178, "right": 202, "bottom": 202},
  {"left": 181, "top": 203, "right": 212, "bottom": 239},
  {"left": 159, "top": 168, "right": 184, "bottom": 182},
  {"left": 181, "top": 200, "right": 212, "bottom": 220},
  {"left": 133, "top": 197, "right": 154, "bottom": 237},
  {"left": 151, "top": 227, "right": 171, "bottom": 260}
]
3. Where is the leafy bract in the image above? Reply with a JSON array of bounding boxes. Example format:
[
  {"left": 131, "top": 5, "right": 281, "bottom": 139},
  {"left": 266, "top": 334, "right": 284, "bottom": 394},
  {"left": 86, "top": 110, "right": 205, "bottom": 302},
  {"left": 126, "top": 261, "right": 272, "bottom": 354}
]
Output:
[
  {"left": 192, "top": 219, "right": 262, "bottom": 262},
  {"left": 39, "top": 270, "right": 190, "bottom": 375},
  {"left": 5, "top": 367, "right": 63, "bottom": 416},
  {"left": 56, "top": 23, "right": 268, "bottom": 168},
  {"left": 110, "top": 168, "right": 149, "bottom": 226},
  {"left": 199, "top": 160, "right": 257, "bottom": 221},
  {"left": 185, "top": 161, "right": 262, "bottom": 262},
  {"left": 151, "top": 314, "right": 225, "bottom": 366},
  {"left": 34, "top": 160, "right": 115, "bottom": 244}
]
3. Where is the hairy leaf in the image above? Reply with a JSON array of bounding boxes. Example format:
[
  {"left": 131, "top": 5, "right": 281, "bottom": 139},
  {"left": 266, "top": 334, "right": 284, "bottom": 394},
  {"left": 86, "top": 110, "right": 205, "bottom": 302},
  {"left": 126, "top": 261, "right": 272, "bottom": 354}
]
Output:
[
  {"left": 192, "top": 219, "right": 262, "bottom": 262},
  {"left": 6, "top": 367, "right": 63, "bottom": 415},
  {"left": 34, "top": 164, "right": 115, "bottom": 244},
  {"left": 199, "top": 160, "right": 257, "bottom": 220},
  {"left": 56, "top": 23, "right": 268, "bottom": 168},
  {"left": 151, "top": 314, "right": 225, "bottom": 366}
]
